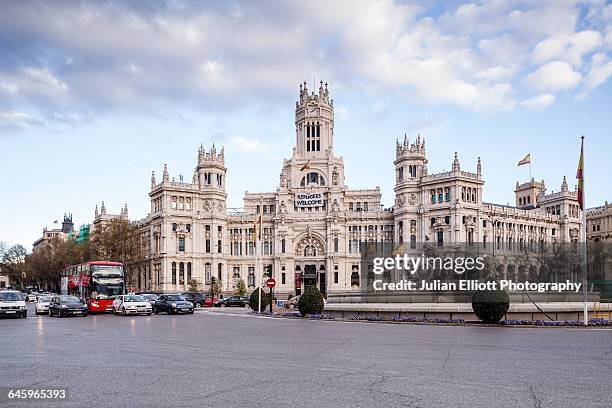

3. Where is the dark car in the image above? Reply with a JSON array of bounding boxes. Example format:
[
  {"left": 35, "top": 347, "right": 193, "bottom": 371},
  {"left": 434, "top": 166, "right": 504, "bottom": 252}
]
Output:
[
  {"left": 214, "top": 295, "right": 250, "bottom": 308},
  {"left": 153, "top": 294, "right": 194, "bottom": 314},
  {"left": 48, "top": 295, "right": 88, "bottom": 317},
  {"left": 179, "top": 292, "right": 207, "bottom": 308}
]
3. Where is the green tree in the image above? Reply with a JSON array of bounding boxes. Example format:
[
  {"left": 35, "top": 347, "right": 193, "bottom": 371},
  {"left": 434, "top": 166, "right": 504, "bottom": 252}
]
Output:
[
  {"left": 235, "top": 278, "right": 246, "bottom": 296},
  {"left": 1, "top": 244, "right": 28, "bottom": 288},
  {"left": 188, "top": 279, "right": 200, "bottom": 292},
  {"left": 89, "top": 219, "right": 143, "bottom": 288}
]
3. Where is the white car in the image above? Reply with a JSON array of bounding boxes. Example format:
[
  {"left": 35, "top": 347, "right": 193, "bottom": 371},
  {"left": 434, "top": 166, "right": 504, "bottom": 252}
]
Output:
[
  {"left": 35, "top": 295, "right": 53, "bottom": 315},
  {"left": 26, "top": 292, "right": 38, "bottom": 303},
  {"left": 112, "top": 294, "right": 153, "bottom": 316},
  {"left": 0, "top": 290, "right": 28, "bottom": 318}
]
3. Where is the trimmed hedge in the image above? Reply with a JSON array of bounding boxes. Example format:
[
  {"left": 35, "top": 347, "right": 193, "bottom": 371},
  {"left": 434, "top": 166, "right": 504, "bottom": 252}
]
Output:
[
  {"left": 249, "top": 288, "right": 270, "bottom": 312},
  {"left": 298, "top": 286, "right": 325, "bottom": 317},
  {"left": 471, "top": 289, "right": 510, "bottom": 323}
]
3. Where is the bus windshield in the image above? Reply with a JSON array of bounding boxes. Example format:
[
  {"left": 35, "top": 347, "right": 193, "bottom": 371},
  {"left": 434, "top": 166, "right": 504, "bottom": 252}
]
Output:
[
  {"left": 91, "top": 264, "right": 123, "bottom": 278},
  {"left": 90, "top": 265, "right": 124, "bottom": 299}
]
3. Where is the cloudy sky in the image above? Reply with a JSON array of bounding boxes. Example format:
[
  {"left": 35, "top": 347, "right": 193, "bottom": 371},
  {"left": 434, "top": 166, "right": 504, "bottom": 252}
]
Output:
[{"left": 1, "top": 0, "right": 611, "bottom": 247}]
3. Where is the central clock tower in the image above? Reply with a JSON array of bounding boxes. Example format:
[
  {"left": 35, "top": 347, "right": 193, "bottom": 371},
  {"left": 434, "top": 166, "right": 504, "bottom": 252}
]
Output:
[{"left": 294, "top": 80, "right": 334, "bottom": 158}]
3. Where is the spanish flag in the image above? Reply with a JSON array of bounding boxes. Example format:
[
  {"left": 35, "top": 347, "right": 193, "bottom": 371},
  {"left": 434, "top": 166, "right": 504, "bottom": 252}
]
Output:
[
  {"left": 300, "top": 160, "right": 311, "bottom": 171},
  {"left": 252, "top": 214, "right": 262, "bottom": 243},
  {"left": 576, "top": 136, "right": 584, "bottom": 210},
  {"left": 517, "top": 153, "right": 531, "bottom": 166}
]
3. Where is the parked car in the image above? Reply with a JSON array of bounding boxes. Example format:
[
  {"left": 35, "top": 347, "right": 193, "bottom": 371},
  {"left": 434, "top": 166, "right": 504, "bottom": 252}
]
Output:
[
  {"left": 35, "top": 295, "right": 53, "bottom": 315},
  {"left": 112, "top": 294, "right": 153, "bottom": 316},
  {"left": 0, "top": 290, "right": 27, "bottom": 318},
  {"left": 48, "top": 295, "right": 88, "bottom": 317},
  {"left": 214, "top": 295, "right": 250, "bottom": 308},
  {"left": 153, "top": 294, "right": 194, "bottom": 314},
  {"left": 139, "top": 293, "right": 159, "bottom": 307},
  {"left": 26, "top": 292, "right": 38, "bottom": 303},
  {"left": 204, "top": 295, "right": 219, "bottom": 307},
  {"left": 179, "top": 292, "right": 207, "bottom": 308}
]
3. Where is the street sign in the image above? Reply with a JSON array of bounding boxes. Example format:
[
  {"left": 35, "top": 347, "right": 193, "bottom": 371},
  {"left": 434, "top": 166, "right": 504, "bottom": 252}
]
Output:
[{"left": 266, "top": 278, "right": 276, "bottom": 288}]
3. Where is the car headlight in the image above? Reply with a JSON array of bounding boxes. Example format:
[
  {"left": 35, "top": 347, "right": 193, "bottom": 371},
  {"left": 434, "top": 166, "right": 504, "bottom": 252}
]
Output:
[
  {"left": 61, "top": 305, "right": 68, "bottom": 309},
  {"left": 171, "top": 303, "right": 177, "bottom": 308},
  {"left": 20, "top": 305, "right": 27, "bottom": 309}
]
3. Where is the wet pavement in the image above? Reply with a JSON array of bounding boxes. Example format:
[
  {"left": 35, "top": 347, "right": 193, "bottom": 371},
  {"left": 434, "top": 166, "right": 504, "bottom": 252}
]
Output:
[{"left": 0, "top": 303, "right": 610, "bottom": 407}]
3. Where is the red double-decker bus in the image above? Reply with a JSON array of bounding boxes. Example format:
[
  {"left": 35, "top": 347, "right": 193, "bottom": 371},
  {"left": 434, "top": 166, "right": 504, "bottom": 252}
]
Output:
[{"left": 60, "top": 261, "right": 125, "bottom": 313}]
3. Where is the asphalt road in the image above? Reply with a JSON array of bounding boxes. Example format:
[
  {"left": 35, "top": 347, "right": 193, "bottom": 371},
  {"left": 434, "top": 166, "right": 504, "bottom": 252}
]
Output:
[{"left": 0, "top": 304, "right": 610, "bottom": 408}]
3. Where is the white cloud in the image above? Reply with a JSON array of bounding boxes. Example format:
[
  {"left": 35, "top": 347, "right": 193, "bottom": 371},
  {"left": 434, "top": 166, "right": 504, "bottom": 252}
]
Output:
[
  {"left": 0, "top": 0, "right": 611, "bottom": 125},
  {"left": 519, "top": 93, "right": 555, "bottom": 110},
  {"left": 533, "top": 35, "right": 569, "bottom": 64},
  {"left": 230, "top": 136, "right": 268, "bottom": 154},
  {"left": 525, "top": 61, "right": 582, "bottom": 91},
  {"left": 578, "top": 53, "right": 612, "bottom": 98},
  {"left": 22, "top": 67, "right": 68, "bottom": 91},
  {"left": 0, "top": 111, "right": 42, "bottom": 129}
]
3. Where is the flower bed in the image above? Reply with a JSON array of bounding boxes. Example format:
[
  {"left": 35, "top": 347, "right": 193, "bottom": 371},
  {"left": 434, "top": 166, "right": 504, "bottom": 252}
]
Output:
[
  {"left": 501, "top": 318, "right": 612, "bottom": 327},
  {"left": 279, "top": 312, "right": 334, "bottom": 319},
  {"left": 348, "top": 315, "right": 465, "bottom": 324}
]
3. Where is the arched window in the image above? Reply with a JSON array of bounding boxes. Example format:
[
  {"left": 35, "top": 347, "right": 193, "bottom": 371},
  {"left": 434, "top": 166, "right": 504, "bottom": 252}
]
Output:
[
  {"left": 350, "top": 268, "right": 360, "bottom": 287},
  {"left": 300, "top": 172, "right": 326, "bottom": 186},
  {"left": 247, "top": 271, "right": 255, "bottom": 287}
]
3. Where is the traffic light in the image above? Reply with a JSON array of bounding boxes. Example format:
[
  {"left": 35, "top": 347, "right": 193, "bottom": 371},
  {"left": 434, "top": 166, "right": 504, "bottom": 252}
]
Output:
[
  {"left": 211, "top": 276, "right": 216, "bottom": 285},
  {"left": 265, "top": 264, "right": 272, "bottom": 277}
]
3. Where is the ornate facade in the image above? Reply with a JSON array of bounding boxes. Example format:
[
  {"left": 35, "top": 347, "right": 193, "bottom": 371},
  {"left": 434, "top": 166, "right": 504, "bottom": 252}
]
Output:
[{"left": 131, "top": 82, "right": 583, "bottom": 296}]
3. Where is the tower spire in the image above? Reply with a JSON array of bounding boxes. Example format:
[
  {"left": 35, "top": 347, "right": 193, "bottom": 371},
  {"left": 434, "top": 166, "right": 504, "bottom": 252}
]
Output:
[
  {"left": 163, "top": 164, "right": 169, "bottom": 182},
  {"left": 452, "top": 152, "right": 460, "bottom": 171}
]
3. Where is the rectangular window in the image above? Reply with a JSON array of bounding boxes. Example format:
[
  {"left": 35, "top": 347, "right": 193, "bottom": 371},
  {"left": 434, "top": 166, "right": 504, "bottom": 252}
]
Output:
[
  {"left": 281, "top": 273, "right": 286, "bottom": 285},
  {"left": 217, "top": 240, "right": 222, "bottom": 254},
  {"left": 206, "top": 239, "right": 211, "bottom": 253},
  {"left": 281, "top": 239, "right": 286, "bottom": 253},
  {"left": 334, "top": 237, "right": 339, "bottom": 252},
  {"left": 178, "top": 236, "right": 185, "bottom": 252},
  {"left": 334, "top": 271, "right": 339, "bottom": 284}
]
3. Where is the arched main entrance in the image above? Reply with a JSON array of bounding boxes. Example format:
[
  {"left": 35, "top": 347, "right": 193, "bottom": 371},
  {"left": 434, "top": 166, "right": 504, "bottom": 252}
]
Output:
[{"left": 294, "top": 233, "right": 327, "bottom": 295}]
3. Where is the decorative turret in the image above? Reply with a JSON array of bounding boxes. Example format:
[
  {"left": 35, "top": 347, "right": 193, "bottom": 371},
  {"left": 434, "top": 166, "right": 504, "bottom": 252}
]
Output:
[
  {"left": 476, "top": 157, "right": 482, "bottom": 176},
  {"left": 196, "top": 143, "right": 227, "bottom": 191},
  {"left": 395, "top": 133, "right": 426, "bottom": 158},
  {"left": 61, "top": 213, "right": 74, "bottom": 234},
  {"left": 95, "top": 205, "right": 99, "bottom": 217},
  {"left": 452, "top": 152, "right": 461, "bottom": 172},
  {"left": 295, "top": 80, "right": 334, "bottom": 156},
  {"left": 151, "top": 171, "right": 156, "bottom": 187},
  {"left": 101, "top": 201, "right": 106, "bottom": 215},
  {"left": 162, "top": 164, "right": 169, "bottom": 182},
  {"left": 561, "top": 175, "right": 568, "bottom": 192},
  {"left": 394, "top": 133, "right": 427, "bottom": 185}
]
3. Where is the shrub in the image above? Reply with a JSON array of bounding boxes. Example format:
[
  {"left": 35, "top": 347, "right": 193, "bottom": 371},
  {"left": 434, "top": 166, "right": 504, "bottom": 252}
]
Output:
[
  {"left": 471, "top": 289, "right": 510, "bottom": 323},
  {"left": 249, "top": 288, "right": 270, "bottom": 312},
  {"left": 298, "top": 286, "right": 325, "bottom": 316}
]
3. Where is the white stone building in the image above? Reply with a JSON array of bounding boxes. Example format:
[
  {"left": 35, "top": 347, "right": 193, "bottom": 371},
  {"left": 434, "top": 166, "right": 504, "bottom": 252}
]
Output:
[{"left": 131, "top": 82, "right": 583, "bottom": 296}]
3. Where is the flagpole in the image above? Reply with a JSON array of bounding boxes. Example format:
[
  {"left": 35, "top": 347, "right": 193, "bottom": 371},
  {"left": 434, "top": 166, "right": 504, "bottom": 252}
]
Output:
[
  {"left": 580, "top": 136, "right": 588, "bottom": 325},
  {"left": 529, "top": 160, "right": 532, "bottom": 180},
  {"left": 257, "top": 195, "right": 263, "bottom": 313}
]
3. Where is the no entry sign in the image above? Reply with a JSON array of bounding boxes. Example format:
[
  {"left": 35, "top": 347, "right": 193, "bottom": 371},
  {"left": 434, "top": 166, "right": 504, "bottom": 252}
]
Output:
[{"left": 266, "top": 278, "right": 276, "bottom": 288}]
